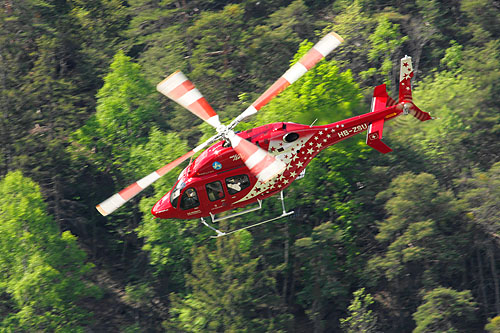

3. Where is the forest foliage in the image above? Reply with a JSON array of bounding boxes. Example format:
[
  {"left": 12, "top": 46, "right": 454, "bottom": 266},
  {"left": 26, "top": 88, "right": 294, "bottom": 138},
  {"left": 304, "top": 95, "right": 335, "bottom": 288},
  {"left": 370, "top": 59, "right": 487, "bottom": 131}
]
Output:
[{"left": 1, "top": 0, "right": 499, "bottom": 331}]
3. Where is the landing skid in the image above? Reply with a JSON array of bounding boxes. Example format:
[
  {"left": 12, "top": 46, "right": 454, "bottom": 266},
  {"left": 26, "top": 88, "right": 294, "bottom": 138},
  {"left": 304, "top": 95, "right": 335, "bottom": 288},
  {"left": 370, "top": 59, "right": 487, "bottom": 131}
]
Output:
[{"left": 200, "top": 191, "right": 294, "bottom": 238}]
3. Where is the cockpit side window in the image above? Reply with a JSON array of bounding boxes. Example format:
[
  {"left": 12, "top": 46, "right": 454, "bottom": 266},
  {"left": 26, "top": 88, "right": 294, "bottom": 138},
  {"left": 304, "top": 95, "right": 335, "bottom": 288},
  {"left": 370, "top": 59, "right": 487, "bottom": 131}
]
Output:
[
  {"left": 180, "top": 187, "right": 200, "bottom": 210},
  {"left": 206, "top": 181, "right": 225, "bottom": 201},
  {"left": 225, "top": 174, "right": 250, "bottom": 195},
  {"left": 170, "top": 180, "right": 186, "bottom": 208}
]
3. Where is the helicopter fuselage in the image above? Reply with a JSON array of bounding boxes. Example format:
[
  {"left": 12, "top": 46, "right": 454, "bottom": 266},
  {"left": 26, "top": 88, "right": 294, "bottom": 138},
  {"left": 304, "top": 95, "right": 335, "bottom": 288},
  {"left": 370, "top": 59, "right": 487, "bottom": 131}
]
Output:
[{"left": 151, "top": 102, "right": 404, "bottom": 220}]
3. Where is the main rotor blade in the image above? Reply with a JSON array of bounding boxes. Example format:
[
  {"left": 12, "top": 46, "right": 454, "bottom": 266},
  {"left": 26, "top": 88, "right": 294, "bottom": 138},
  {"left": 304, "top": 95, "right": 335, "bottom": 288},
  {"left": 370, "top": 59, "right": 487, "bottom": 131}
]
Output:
[
  {"left": 157, "top": 71, "right": 221, "bottom": 128},
  {"left": 96, "top": 134, "right": 219, "bottom": 216},
  {"left": 229, "top": 32, "right": 343, "bottom": 129},
  {"left": 227, "top": 132, "right": 286, "bottom": 183}
]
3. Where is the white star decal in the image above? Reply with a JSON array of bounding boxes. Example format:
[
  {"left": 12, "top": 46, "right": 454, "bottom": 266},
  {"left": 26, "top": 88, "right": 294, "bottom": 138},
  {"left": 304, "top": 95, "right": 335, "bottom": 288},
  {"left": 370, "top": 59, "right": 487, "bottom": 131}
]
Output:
[
  {"left": 307, "top": 148, "right": 315, "bottom": 154},
  {"left": 297, "top": 161, "right": 304, "bottom": 168}
]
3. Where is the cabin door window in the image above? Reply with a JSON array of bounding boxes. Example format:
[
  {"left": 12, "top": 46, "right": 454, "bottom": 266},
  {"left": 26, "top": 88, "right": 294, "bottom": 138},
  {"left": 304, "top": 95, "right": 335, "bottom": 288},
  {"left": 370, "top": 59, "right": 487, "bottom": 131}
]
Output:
[
  {"left": 225, "top": 174, "right": 250, "bottom": 195},
  {"left": 180, "top": 187, "right": 200, "bottom": 210},
  {"left": 206, "top": 181, "right": 225, "bottom": 201}
]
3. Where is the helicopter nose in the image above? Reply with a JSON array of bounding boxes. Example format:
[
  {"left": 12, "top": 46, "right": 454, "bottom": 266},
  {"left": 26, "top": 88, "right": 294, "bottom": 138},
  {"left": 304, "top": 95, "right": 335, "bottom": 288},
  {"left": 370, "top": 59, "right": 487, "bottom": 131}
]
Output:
[{"left": 151, "top": 193, "right": 173, "bottom": 219}]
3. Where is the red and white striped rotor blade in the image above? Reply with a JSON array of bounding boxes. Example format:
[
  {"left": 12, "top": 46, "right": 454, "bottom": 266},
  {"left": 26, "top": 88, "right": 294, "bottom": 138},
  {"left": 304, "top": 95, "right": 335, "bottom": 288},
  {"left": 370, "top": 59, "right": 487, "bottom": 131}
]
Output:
[
  {"left": 157, "top": 71, "right": 221, "bottom": 128},
  {"left": 227, "top": 132, "right": 286, "bottom": 183},
  {"left": 229, "top": 32, "right": 343, "bottom": 129},
  {"left": 96, "top": 134, "right": 218, "bottom": 216}
]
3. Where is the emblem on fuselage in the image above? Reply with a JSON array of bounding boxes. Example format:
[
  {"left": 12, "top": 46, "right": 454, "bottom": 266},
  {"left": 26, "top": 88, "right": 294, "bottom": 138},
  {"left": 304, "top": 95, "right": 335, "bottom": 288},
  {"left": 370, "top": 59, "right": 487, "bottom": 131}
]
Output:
[{"left": 212, "top": 161, "right": 222, "bottom": 170}]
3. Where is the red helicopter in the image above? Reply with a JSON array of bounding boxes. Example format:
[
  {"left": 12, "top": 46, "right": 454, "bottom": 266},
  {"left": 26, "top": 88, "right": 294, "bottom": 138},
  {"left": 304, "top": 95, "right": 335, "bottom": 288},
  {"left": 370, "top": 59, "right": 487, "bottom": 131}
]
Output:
[{"left": 96, "top": 31, "right": 432, "bottom": 236}]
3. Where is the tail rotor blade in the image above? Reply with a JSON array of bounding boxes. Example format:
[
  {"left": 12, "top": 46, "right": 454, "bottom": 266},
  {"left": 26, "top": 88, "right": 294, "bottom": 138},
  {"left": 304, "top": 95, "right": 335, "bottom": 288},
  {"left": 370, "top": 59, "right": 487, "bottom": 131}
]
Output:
[
  {"left": 157, "top": 71, "right": 221, "bottom": 128},
  {"left": 227, "top": 132, "right": 286, "bottom": 183},
  {"left": 409, "top": 103, "right": 433, "bottom": 121},
  {"left": 96, "top": 134, "right": 219, "bottom": 216},
  {"left": 229, "top": 32, "right": 343, "bottom": 129}
]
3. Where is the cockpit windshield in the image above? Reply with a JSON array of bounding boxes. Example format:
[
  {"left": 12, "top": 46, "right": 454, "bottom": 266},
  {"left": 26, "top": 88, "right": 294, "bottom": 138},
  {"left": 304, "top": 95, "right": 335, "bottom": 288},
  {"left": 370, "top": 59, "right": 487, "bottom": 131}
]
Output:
[{"left": 170, "top": 180, "right": 186, "bottom": 208}]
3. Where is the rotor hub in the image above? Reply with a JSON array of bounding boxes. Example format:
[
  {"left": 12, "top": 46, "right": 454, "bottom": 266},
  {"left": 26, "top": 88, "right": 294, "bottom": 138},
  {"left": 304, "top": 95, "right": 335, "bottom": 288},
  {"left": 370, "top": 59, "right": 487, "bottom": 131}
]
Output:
[{"left": 403, "top": 102, "right": 412, "bottom": 115}]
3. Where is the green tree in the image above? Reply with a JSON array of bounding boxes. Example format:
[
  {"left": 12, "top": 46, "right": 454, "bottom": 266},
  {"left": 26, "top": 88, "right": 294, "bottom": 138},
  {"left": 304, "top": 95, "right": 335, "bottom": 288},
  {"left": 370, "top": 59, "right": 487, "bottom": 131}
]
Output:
[
  {"left": 186, "top": 3, "right": 250, "bottom": 108},
  {"left": 328, "top": 1, "right": 376, "bottom": 83},
  {"left": 166, "top": 231, "right": 290, "bottom": 332},
  {"left": 412, "top": 287, "right": 477, "bottom": 333},
  {"left": 485, "top": 316, "right": 500, "bottom": 333},
  {"left": 340, "top": 288, "right": 378, "bottom": 333},
  {"left": 294, "top": 222, "right": 354, "bottom": 332},
  {"left": 361, "top": 16, "right": 408, "bottom": 86},
  {"left": 461, "top": 162, "right": 500, "bottom": 244},
  {"left": 460, "top": 162, "right": 500, "bottom": 315},
  {"left": 369, "top": 173, "right": 468, "bottom": 283},
  {"left": 367, "top": 173, "right": 470, "bottom": 330},
  {"left": 0, "top": 171, "right": 99, "bottom": 331},
  {"left": 73, "top": 50, "right": 160, "bottom": 179}
]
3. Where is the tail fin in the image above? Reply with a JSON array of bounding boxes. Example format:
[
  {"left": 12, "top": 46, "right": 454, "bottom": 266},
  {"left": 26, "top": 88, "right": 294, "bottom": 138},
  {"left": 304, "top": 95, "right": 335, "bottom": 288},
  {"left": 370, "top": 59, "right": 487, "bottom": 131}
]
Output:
[
  {"left": 399, "top": 55, "right": 414, "bottom": 103},
  {"left": 366, "top": 84, "right": 393, "bottom": 154},
  {"left": 399, "top": 56, "right": 433, "bottom": 121},
  {"left": 366, "top": 56, "right": 433, "bottom": 154}
]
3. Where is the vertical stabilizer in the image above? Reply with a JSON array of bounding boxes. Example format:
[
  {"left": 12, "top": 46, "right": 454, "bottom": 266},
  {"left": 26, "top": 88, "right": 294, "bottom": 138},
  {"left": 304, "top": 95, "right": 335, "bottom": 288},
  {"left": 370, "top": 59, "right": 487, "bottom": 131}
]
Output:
[{"left": 366, "top": 84, "right": 393, "bottom": 154}]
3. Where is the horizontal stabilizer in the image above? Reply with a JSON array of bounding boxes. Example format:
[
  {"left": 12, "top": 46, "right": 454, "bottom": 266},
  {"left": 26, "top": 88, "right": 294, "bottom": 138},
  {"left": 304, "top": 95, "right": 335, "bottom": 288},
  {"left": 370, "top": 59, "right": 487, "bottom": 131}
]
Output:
[{"left": 366, "top": 119, "right": 392, "bottom": 154}]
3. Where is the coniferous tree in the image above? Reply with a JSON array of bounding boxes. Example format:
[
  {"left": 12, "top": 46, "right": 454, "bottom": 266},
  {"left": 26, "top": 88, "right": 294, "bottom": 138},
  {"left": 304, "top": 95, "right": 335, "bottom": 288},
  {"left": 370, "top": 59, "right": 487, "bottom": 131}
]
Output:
[{"left": 167, "top": 231, "right": 291, "bottom": 332}]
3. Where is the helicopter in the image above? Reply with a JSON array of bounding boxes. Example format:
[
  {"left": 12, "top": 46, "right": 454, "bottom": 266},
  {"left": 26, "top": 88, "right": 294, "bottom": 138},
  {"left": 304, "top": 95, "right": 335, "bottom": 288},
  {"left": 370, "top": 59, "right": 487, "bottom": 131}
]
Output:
[{"left": 96, "top": 31, "right": 432, "bottom": 237}]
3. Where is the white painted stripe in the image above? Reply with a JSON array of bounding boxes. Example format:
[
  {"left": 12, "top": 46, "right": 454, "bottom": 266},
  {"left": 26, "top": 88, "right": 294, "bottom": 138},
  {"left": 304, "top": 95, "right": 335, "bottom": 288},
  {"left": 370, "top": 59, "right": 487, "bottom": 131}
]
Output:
[
  {"left": 240, "top": 105, "right": 258, "bottom": 118},
  {"left": 137, "top": 172, "right": 161, "bottom": 189},
  {"left": 206, "top": 115, "right": 221, "bottom": 128},
  {"left": 177, "top": 88, "right": 202, "bottom": 108},
  {"left": 227, "top": 132, "right": 241, "bottom": 147},
  {"left": 314, "top": 33, "right": 342, "bottom": 57},
  {"left": 283, "top": 62, "right": 308, "bottom": 84},
  {"left": 99, "top": 193, "right": 126, "bottom": 215},
  {"left": 245, "top": 148, "right": 267, "bottom": 170},
  {"left": 257, "top": 159, "right": 285, "bottom": 182},
  {"left": 157, "top": 71, "right": 188, "bottom": 95}
]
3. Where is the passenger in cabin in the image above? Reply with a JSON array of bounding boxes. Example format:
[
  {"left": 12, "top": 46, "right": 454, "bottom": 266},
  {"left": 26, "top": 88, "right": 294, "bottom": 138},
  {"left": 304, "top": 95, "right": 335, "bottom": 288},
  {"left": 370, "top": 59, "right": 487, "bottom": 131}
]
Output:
[{"left": 226, "top": 175, "right": 250, "bottom": 194}]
